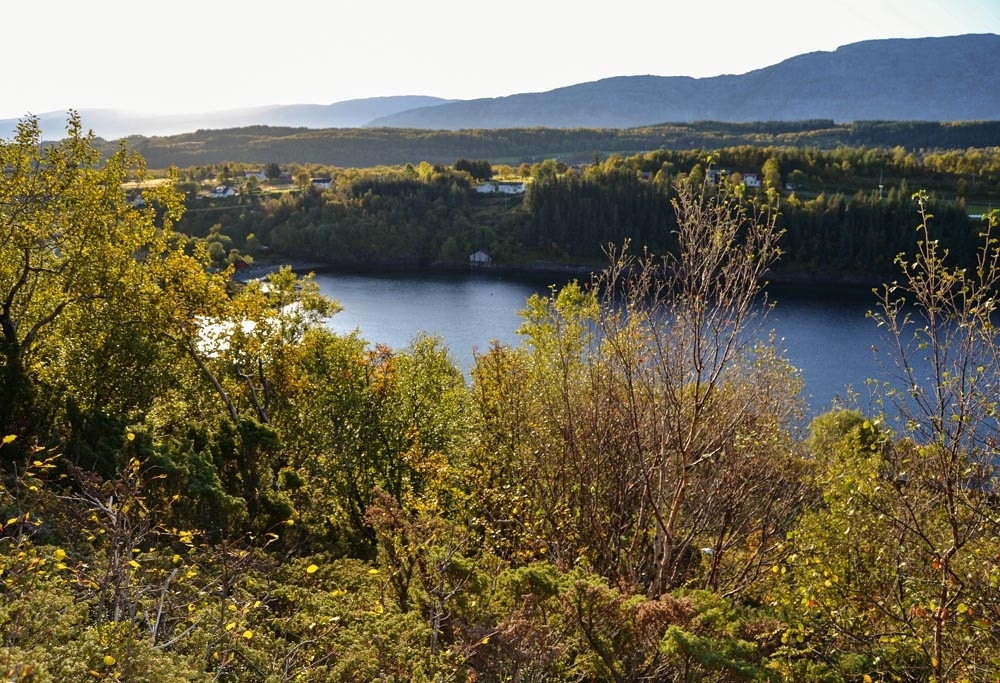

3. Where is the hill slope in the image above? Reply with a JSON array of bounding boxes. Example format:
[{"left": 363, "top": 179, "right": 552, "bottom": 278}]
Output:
[
  {"left": 4, "top": 34, "right": 996, "bottom": 141},
  {"left": 369, "top": 34, "right": 1000, "bottom": 129}
]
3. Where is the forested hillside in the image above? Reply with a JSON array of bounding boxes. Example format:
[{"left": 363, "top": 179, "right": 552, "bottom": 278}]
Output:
[
  {"left": 4, "top": 114, "right": 1000, "bottom": 681},
  {"left": 99, "top": 119, "right": 1000, "bottom": 168},
  {"left": 176, "top": 143, "right": 1000, "bottom": 284}
]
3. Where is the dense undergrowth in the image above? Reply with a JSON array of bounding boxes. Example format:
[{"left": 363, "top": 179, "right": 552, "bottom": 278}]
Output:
[{"left": 4, "top": 114, "right": 1000, "bottom": 681}]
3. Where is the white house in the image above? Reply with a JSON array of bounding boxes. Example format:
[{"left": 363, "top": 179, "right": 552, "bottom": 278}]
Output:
[
  {"left": 475, "top": 181, "right": 526, "bottom": 195},
  {"left": 469, "top": 250, "right": 492, "bottom": 267},
  {"left": 706, "top": 169, "right": 763, "bottom": 189},
  {"left": 209, "top": 185, "right": 237, "bottom": 198},
  {"left": 310, "top": 177, "right": 333, "bottom": 189}
]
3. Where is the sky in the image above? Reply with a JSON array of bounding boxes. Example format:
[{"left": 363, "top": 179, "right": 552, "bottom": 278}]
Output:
[{"left": 3, "top": 0, "right": 999, "bottom": 120}]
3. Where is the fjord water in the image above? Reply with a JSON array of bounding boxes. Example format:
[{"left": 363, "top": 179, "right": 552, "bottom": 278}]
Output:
[{"left": 314, "top": 271, "right": 888, "bottom": 418}]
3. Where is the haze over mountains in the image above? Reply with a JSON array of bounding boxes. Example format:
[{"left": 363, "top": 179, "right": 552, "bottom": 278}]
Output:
[{"left": 4, "top": 33, "right": 997, "bottom": 141}]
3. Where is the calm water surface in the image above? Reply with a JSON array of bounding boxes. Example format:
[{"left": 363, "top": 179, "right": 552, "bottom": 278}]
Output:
[{"left": 314, "top": 271, "right": 891, "bottom": 417}]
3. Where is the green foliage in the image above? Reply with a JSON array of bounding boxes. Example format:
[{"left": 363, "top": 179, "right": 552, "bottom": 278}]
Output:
[
  {"left": 170, "top": 142, "right": 994, "bottom": 286},
  {"left": 774, "top": 202, "right": 1000, "bottom": 681},
  {"left": 103, "top": 120, "right": 1000, "bottom": 169},
  {"left": 277, "top": 327, "right": 471, "bottom": 558},
  {"left": 469, "top": 564, "right": 788, "bottom": 682},
  {"left": 656, "top": 590, "right": 783, "bottom": 682},
  {"left": 0, "top": 112, "right": 184, "bottom": 446},
  {"left": 146, "top": 424, "right": 249, "bottom": 533},
  {"left": 7, "top": 111, "right": 1000, "bottom": 680},
  {"left": 454, "top": 158, "right": 493, "bottom": 181},
  {"left": 474, "top": 184, "right": 806, "bottom": 604}
]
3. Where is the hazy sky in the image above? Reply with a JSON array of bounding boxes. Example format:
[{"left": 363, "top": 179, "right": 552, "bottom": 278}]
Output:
[{"left": 4, "top": 0, "right": 998, "bottom": 120}]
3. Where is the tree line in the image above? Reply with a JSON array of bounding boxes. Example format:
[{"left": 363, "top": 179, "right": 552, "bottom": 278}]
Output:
[
  {"left": 4, "top": 114, "right": 1000, "bottom": 680},
  {"left": 177, "top": 144, "right": 998, "bottom": 283},
  {"left": 94, "top": 119, "right": 1000, "bottom": 168}
]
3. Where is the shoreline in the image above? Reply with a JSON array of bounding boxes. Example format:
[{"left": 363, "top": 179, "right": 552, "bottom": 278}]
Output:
[
  {"left": 237, "top": 257, "right": 886, "bottom": 296},
  {"left": 231, "top": 260, "right": 330, "bottom": 283}
]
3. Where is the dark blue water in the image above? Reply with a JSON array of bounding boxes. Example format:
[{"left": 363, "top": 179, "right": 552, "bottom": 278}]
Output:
[
  {"left": 319, "top": 270, "right": 547, "bottom": 360},
  {"left": 314, "top": 271, "right": 889, "bottom": 417},
  {"left": 765, "top": 284, "right": 887, "bottom": 415}
]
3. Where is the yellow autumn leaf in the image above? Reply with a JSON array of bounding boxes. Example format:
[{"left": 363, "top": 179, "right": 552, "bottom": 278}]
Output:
[
  {"left": 242, "top": 630, "right": 253, "bottom": 640},
  {"left": 126, "top": 432, "right": 135, "bottom": 441},
  {"left": 2, "top": 435, "right": 16, "bottom": 444},
  {"left": 306, "top": 564, "right": 319, "bottom": 574},
  {"left": 104, "top": 655, "right": 116, "bottom": 667},
  {"left": 53, "top": 549, "right": 66, "bottom": 561},
  {"left": 225, "top": 622, "right": 236, "bottom": 631},
  {"left": 128, "top": 560, "right": 140, "bottom": 569}
]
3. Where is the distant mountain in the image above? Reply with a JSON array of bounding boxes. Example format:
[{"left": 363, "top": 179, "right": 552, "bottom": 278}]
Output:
[
  {"left": 0, "top": 96, "right": 453, "bottom": 140},
  {"left": 368, "top": 34, "right": 1000, "bottom": 129},
  {"left": 3, "top": 34, "right": 996, "bottom": 141}
]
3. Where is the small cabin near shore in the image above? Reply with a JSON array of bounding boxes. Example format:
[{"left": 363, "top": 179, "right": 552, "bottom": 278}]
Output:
[{"left": 469, "top": 250, "right": 492, "bottom": 267}]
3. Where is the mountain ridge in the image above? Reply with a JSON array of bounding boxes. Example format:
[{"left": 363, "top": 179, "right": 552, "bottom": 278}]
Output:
[
  {"left": 368, "top": 34, "right": 1000, "bottom": 129},
  {"left": 3, "top": 33, "right": 997, "bottom": 140}
]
